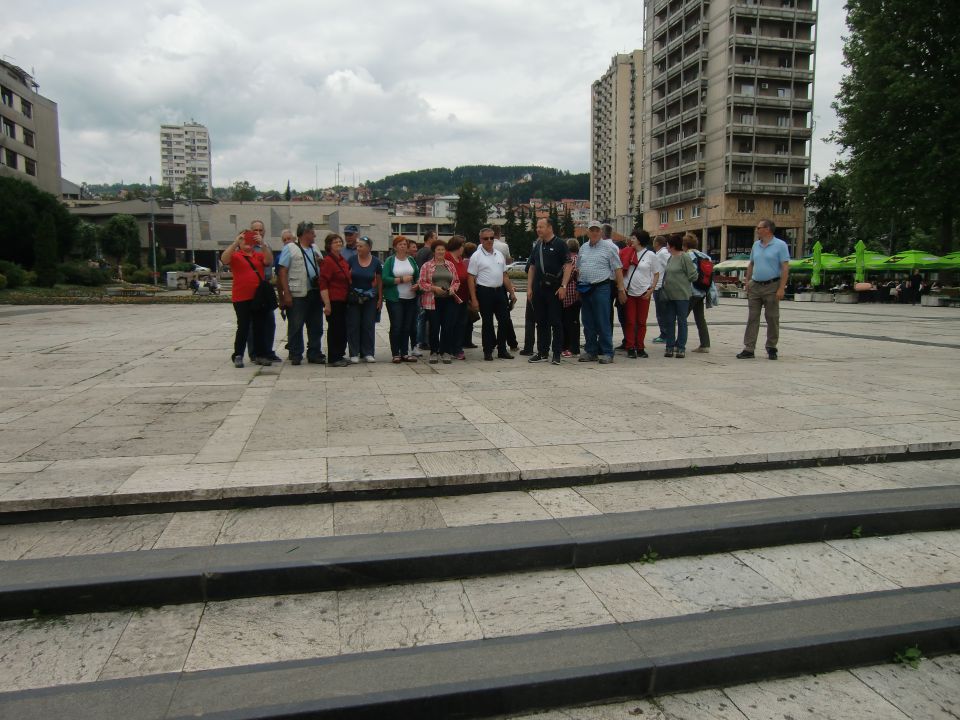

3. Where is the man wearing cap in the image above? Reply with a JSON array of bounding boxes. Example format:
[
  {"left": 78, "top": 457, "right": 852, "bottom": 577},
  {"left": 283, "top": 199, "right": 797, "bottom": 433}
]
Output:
[
  {"left": 526, "top": 217, "right": 572, "bottom": 365},
  {"left": 468, "top": 227, "right": 517, "bottom": 361},
  {"left": 577, "top": 220, "right": 626, "bottom": 364},
  {"left": 342, "top": 225, "right": 360, "bottom": 263},
  {"left": 277, "top": 221, "right": 325, "bottom": 365}
]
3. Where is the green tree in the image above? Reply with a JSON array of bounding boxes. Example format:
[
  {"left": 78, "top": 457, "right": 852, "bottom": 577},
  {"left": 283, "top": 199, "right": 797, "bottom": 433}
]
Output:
[
  {"left": 634, "top": 195, "right": 644, "bottom": 232},
  {"left": 99, "top": 215, "right": 141, "bottom": 270},
  {"left": 34, "top": 213, "right": 60, "bottom": 287},
  {"left": 178, "top": 173, "right": 207, "bottom": 200},
  {"left": 513, "top": 207, "right": 533, "bottom": 260},
  {"left": 285, "top": 180, "right": 292, "bottom": 202},
  {"left": 503, "top": 205, "right": 520, "bottom": 251},
  {"left": 548, "top": 205, "right": 561, "bottom": 235},
  {"left": 232, "top": 180, "right": 257, "bottom": 202},
  {"left": 453, "top": 181, "right": 488, "bottom": 242},
  {"left": 831, "top": 0, "right": 960, "bottom": 254},
  {"left": 158, "top": 184, "right": 175, "bottom": 200},
  {"left": 0, "top": 176, "right": 76, "bottom": 267},
  {"left": 805, "top": 173, "right": 857, "bottom": 255},
  {"left": 77, "top": 221, "right": 100, "bottom": 260},
  {"left": 561, "top": 208, "right": 575, "bottom": 238}
]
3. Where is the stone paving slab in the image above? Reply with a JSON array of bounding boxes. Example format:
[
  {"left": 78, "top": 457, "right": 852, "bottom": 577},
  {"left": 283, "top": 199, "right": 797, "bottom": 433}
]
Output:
[
  {"left": 0, "top": 302, "right": 958, "bottom": 512},
  {"left": 1, "top": 584, "right": 957, "bottom": 720},
  {"left": 2, "top": 486, "right": 958, "bottom": 619}
]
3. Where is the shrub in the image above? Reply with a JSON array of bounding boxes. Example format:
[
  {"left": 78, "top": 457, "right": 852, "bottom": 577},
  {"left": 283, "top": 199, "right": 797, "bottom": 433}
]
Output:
[
  {"left": 128, "top": 269, "right": 154, "bottom": 284},
  {"left": 0, "top": 273, "right": 7, "bottom": 290},
  {"left": 57, "top": 262, "right": 111, "bottom": 286},
  {"left": 23, "top": 270, "right": 37, "bottom": 286},
  {"left": 161, "top": 262, "right": 194, "bottom": 273},
  {"left": 0, "top": 261, "right": 27, "bottom": 288},
  {"left": 120, "top": 263, "right": 138, "bottom": 278}
]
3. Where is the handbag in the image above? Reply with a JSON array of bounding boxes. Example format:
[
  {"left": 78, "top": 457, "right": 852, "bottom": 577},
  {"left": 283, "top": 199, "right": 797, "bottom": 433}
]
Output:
[{"left": 242, "top": 255, "right": 277, "bottom": 312}]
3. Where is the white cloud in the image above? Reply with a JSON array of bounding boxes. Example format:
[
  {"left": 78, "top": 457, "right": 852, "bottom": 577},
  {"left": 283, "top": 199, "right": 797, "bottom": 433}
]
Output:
[{"left": 7, "top": 0, "right": 846, "bottom": 188}]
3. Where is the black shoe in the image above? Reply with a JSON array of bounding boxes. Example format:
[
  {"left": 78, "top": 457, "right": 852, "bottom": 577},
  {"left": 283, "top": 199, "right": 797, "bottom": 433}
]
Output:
[
  {"left": 627, "top": 349, "right": 637, "bottom": 359},
  {"left": 519, "top": 349, "right": 534, "bottom": 356},
  {"left": 737, "top": 350, "right": 755, "bottom": 359},
  {"left": 551, "top": 354, "right": 562, "bottom": 365},
  {"left": 464, "top": 343, "right": 478, "bottom": 349},
  {"left": 638, "top": 349, "right": 649, "bottom": 358},
  {"left": 617, "top": 341, "right": 627, "bottom": 350},
  {"left": 767, "top": 349, "right": 778, "bottom": 360},
  {"left": 664, "top": 348, "right": 675, "bottom": 358},
  {"left": 267, "top": 354, "right": 283, "bottom": 363},
  {"left": 497, "top": 350, "right": 514, "bottom": 359},
  {"left": 528, "top": 353, "right": 546, "bottom": 363},
  {"left": 290, "top": 357, "right": 302, "bottom": 366},
  {"left": 578, "top": 354, "right": 598, "bottom": 362},
  {"left": 509, "top": 345, "right": 519, "bottom": 352},
  {"left": 484, "top": 353, "right": 494, "bottom": 361},
  {"left": 307, "top": 357, "right": 325, "bottom": 364}
]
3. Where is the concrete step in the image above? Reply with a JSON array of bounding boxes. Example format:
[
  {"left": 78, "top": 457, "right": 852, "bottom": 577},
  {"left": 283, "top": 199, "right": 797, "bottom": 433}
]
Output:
[
  {"left": 1, "top": 584, "right": 958, "bottom": 719},
  {"left": 3, "top": 485, "right": 959, "bottom": 618}
]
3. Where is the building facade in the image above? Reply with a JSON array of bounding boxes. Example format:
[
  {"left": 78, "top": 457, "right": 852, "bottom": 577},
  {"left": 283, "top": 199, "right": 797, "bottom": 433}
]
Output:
[
  {"left": 0, "top": 60, "right": 61, "bottom": 196},
  {"left": 642, "top": 0, "right": 817, "bottom": 258},
  {"left": 160, "top": 121, "right": 212, "bottom": 194},
  {"left": 591, "top": 50, "right": 646, "bottom": 236}
]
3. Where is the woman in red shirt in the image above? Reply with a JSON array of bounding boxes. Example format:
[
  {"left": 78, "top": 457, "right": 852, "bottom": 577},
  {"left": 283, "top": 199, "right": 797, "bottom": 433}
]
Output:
[
  {"left": 318, "top": 233, "right": 352, "bottom": 366},
  {"left": 446, "top": 235, "right": 470, "bottom": 360},
  {"left": 221, "top": 228, "right": 274, "bottom": 368}
]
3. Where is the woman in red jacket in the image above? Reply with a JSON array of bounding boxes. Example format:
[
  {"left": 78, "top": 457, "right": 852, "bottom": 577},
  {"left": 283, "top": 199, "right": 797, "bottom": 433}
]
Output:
[
  {"left": 319, "top": 233, "right": 351, "bottom": 367},
  {"left": 221, "top": 226, "right": 274, "bottom": 368}
]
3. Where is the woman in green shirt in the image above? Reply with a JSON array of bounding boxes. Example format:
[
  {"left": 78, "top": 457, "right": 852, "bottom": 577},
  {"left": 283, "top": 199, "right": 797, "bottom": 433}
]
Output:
[{"left": 661, "top": 235, "right": 699, "bottom": 358}]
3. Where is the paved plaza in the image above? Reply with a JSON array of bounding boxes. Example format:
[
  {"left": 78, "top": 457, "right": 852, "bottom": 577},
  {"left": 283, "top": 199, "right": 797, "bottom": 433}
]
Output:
[
  {"left": 0, "top": 297, "right": 958, "bottom": 718},
  {"left": 0, "top": 297, "right": 958, "bottom": 511}
]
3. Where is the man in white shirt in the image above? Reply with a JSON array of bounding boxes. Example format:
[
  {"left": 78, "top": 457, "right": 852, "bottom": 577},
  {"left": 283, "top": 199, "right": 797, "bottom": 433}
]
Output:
[
  {"left": 652, "top": 234, "right": 671, "bottom": 344},
  {"left": 468, "top": 227, "right": 518, "bottom": 361}
]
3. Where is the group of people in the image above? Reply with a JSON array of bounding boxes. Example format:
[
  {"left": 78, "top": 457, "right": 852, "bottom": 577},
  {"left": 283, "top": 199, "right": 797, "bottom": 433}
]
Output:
[{"left": 223, "top": 216, "right": 790, "bottom": 367}]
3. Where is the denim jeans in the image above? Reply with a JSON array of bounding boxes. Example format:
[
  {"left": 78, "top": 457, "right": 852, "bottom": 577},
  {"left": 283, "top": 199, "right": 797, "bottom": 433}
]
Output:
[
  {"left": 387, "top": 298, "right": 417, "bottom": 357},
  {"left": 662, "top": 298, "right": 690, "bottom": 351},
  {"left": 286, "top": 290, "right": 324, "bottom": 361},
  {"left": 346, "top": 298, "right": 378, "bottom": 358},
  {"left": 580, "top": 281, "right": 613, "bottom": 357},
  {"left": 653, "top": 288, "right": 668, "bottom": 339}
]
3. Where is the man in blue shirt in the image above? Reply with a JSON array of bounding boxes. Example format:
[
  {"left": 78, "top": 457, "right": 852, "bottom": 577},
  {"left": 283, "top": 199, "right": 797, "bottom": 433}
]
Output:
[
  {"left": 577, "top": 221, "right": 627, "bottom": 364},
  {"left": 737, "top": 219, "right": 791, "bottom": 360}
]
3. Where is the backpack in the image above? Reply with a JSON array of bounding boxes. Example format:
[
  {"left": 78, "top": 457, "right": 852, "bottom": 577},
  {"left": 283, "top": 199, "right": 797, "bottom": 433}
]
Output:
[{"left": 691, "top": 251, "right": 714, "bottom": 292}]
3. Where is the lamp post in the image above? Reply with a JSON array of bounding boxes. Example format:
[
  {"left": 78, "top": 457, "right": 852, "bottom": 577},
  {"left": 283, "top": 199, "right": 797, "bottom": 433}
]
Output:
[{"left": 149, "top": 176, "right": 157, "bottom": 286}]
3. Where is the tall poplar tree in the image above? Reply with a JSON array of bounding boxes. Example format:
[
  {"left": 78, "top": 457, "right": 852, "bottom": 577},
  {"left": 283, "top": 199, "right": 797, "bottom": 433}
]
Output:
[
  {"left": 831, "top": 0, "right": 960, "bottom": 253},
  {"left": 453, "top": 181, "right": 487, "bottom": 242}
]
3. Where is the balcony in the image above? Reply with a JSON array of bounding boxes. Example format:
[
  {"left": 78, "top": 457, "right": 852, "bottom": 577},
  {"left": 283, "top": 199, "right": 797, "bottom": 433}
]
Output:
[
  {"left": 729, "top": 152, "right": 810, "bottom": 167},
  {"left": 730, "top": 33, "right": 816, "bottom": 54},
  {"left": 729, "top": 93, "right": 813, "bottom": 110},
  {"left": 652, "top": 159, "right": 705, "bottom": 185},
  {"left": 729, "top": 64, "right": 814, "bottom": 83},
  {"left": 651, "top": 187, "right": 703, "bottom": 209},
  {"left": 725, "top": 182, "right": 810, "bottom": 196},
  {"left": 734, "top": 123, "right": 812, "bottom": 138},
  {"left": 731, "top": 5, "right": 817, "bottom": 24}
]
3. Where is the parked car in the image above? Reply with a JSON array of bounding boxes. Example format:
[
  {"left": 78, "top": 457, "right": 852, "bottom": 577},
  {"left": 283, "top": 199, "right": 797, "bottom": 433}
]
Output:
[
  {"left": 507, "top": 261, "right": 527, "bottom": 273},
  {"left": 193, "top": 264, "right": 211, "bottom": 273}
]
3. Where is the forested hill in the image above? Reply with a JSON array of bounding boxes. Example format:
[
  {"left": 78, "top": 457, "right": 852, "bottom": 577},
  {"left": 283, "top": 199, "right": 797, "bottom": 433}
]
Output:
[{"left": 365, "top": 166, "right": 590, "bottom": 202}]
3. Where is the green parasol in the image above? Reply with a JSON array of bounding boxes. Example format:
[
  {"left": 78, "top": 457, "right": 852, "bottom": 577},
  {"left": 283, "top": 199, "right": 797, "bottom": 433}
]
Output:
[
  {"left": 811, "top": 241, "right": 823, "bottom": 288},
  {"left": 834, "top": 251, "right": 889, "bottom": 272},
  {"left": 877, "top": 250, "right": 944, "bottom": 272},
  {"left": 788, "top": 254, "right": 843, "bottom": 273},
  {"left": 939, "top": 252, "right": 960, "bottom": 269},
  {"left": 854, "top": 240, "right": 867, "bottom": 283}
]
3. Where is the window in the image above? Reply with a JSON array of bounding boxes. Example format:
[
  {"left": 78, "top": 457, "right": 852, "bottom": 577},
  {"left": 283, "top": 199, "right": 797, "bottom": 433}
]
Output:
[
  {"left": 20, "top": 99, "right": 32, "bottom": 118},
  {"left": 742, "top": 84, "right": 755, "bottom": 97},
  {"left": 2, "top": 117, "right": 15, "bottom": 139},
  {"left": 737, "top": 199, "right": 755, "bottom": 213},
  {"left": 739, "top": 141, "right": 753, "bottom": 153},
  {"left": 25, "top": 158, "right": 36, "bottom": 176},
  {"left": 777, "top": 87, "right": 792, "bottom": 99},
  {"left": 779, "top": 56, "right": 793, "bottom": 69},
  {"left": 777, "top": 115, "right": 792, "bottom": 127},
  {"left": 775, "top": 172, "right": 788, "bottom": 183},
  {"left": 774, "top": 200, "right": 791, "bottom": 214},
  {"left": 691, "top": 205, "right": 701, "bottom": 219},
  {"left": 3, "top": 149, "right": 16, "bottom": 168},
  {"left": 780, "top": 27, "right": 793, "bottom": 39},
  {"left": 742, "top": 24, "right": 754, "bottom": 35},
  {"left": 740, "top": 113, "right": 755, "bottom": 125},
  {"left": 775, "top": 143, "right": 789, "bottom": 155},
  {"left": 0, "top": 86, "right": 12, "bottom": 108},
  {"left": 738, "top": 170, "right": 752, "bottom": 183},
  {"left": 23, "top": 129, "right": 34, "bottom": 148},
  {"left": 781, "top": 0, "right": 796, "bottom": 6},
  {"left": 675, "top": 208, "right": 685, "bottom": 221},
  {"left": 659, "top": 210, "right": 669, "bottom": 225},
  {"left": 742, "top": 54, "right": 756, "bottom": 65}
]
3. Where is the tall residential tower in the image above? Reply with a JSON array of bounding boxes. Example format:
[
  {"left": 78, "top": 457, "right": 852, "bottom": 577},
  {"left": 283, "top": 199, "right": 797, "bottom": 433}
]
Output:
[
  {"left": 160, "top": 121, "right": 212, "bottom": 195},
  {"left": 0, "top": 60, "right": 61, "bottom": 196},
  {"left": 642, "top": 0, "right": 817, "bottom": 258},
  {"left": 591, "top": 50, "right": 646, "bottom": 235}
]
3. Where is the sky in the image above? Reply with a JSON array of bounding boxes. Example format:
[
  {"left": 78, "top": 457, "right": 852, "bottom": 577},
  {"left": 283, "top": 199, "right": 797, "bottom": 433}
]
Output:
[{"left": 5, "top": 1, "right": 847, "bottom": 191}]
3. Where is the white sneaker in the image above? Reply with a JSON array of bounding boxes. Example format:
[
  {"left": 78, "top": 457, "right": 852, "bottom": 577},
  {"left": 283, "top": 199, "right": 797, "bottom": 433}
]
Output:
[
  {"left": 363, "top": 355, "right": 376, "bottom": 363},
  {"left": 428, "top": 353, "right": 439, "bottom": 364},
  {"left": 412, "top": 348, "right": 422, "bottom": 357},
  {"left": 441, "top": 353, "right": 452, "bottom": 364},
  {"left": 349, "top": 356, "right": 359, "bottom": 364}
]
